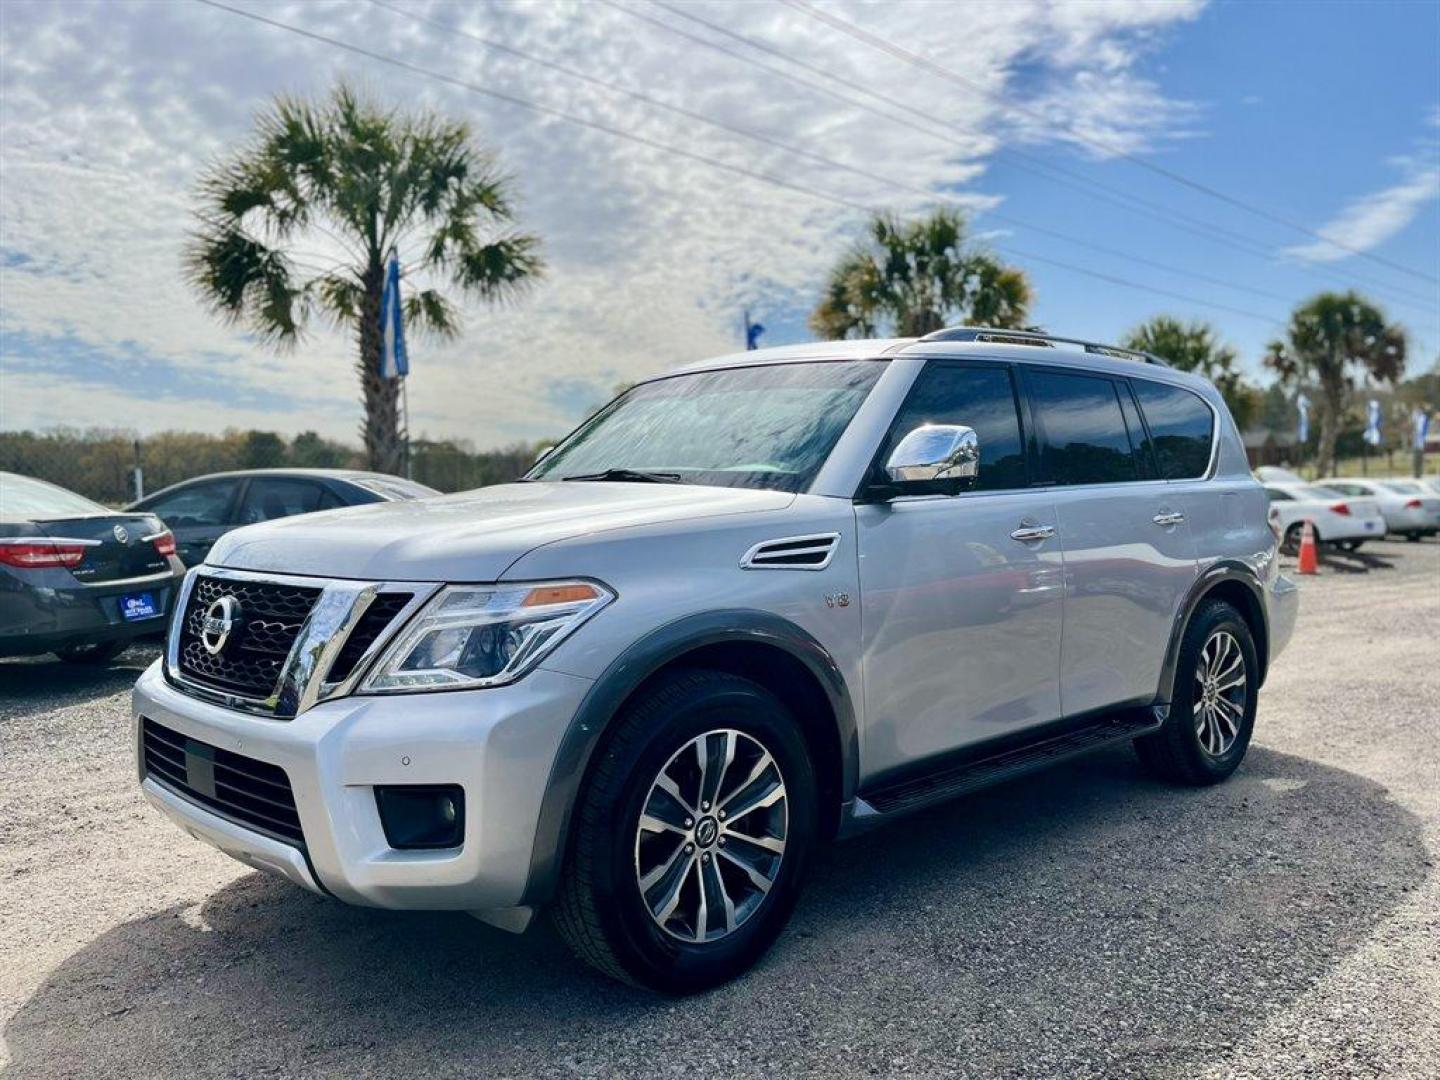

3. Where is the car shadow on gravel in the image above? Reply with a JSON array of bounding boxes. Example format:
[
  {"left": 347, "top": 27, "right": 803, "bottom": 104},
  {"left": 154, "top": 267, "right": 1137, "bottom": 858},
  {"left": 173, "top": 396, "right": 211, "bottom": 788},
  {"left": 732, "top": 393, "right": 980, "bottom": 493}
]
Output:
[
  {"left": 1317, "top": 547, "right": 1397, "bottom": 574},
  {"left": 4, "top": 745, "right": 1429, "bottom": 1079},
  {"left": 0, "top": 644, "right": 159, "bottom": 720}
]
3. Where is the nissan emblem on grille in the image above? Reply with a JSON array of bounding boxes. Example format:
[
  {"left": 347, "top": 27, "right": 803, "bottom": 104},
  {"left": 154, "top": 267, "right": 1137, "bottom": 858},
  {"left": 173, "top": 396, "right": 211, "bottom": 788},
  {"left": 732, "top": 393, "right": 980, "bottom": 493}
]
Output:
[{"left": 201, "top": 595, "right": 240, "bottom": 656}]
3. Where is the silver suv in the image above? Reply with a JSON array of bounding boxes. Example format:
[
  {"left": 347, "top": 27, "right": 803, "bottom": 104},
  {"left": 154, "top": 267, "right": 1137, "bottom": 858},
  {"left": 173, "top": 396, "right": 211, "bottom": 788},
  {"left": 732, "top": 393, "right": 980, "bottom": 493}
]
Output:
[{"left": 133, "top": 328, "right": 1298, "bottom": 992}]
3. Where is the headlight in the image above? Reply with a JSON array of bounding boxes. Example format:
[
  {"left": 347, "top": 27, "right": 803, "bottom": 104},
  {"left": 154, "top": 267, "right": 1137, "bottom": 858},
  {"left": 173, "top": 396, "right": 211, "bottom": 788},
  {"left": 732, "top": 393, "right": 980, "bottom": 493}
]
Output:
[{"left": 361, "top": 580, "right": 613, "bottom": 693}]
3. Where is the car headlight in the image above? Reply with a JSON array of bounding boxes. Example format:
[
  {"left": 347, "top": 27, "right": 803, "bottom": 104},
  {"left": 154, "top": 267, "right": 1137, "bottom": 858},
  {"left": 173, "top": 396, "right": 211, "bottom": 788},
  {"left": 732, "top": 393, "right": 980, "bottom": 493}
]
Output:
[{"left": 361, "top": 580, "right": 613, "bottom": 693}]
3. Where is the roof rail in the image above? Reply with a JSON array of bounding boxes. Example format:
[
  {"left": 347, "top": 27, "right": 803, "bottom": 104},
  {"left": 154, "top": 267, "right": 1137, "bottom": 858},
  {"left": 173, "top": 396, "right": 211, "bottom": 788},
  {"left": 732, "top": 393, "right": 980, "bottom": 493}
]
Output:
[{"left": 918, "top": 326, "right": 1169, "bottom": 367}]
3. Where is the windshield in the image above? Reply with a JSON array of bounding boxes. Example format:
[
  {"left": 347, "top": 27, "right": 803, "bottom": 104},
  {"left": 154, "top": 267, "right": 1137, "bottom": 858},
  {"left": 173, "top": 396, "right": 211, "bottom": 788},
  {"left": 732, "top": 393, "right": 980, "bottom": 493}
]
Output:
[
  {"left": 529, "top": 360, "right": 885, "bottom": 493},
  {"left": 0, "top": 472, "right": 110, "bottom": 520},
  {"left": 1302, "top": 485, "right": 1346, "bottom": 500},
  {"left": 1379, "top": 480, "right": 1422, "bottom": 494}
]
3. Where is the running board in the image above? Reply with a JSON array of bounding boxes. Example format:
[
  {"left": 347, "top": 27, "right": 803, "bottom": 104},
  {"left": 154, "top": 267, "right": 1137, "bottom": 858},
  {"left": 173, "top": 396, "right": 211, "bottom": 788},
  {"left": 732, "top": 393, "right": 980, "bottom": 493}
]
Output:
[{"left": 861, "top": 711, "right": 1163, "bottom": 817}]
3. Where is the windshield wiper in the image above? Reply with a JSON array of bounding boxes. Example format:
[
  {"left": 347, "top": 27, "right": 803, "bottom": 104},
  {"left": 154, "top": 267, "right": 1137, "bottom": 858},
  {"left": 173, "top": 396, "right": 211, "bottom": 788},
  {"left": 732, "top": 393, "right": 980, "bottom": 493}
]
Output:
[{"left": 560, "top": 468, "right": 684, "bottom": 484}]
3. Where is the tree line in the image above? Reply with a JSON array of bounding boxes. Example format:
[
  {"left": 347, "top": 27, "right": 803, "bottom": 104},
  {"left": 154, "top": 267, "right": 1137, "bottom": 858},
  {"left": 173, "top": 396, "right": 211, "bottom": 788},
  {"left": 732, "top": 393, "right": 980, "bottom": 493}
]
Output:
[{"left": 0, "top": 428, "right": 544, "bottom": 506}]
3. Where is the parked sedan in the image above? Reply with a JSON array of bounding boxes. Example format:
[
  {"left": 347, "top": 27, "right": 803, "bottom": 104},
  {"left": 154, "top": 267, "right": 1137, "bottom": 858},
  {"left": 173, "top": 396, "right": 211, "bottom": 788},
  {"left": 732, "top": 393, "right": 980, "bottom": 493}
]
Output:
[
  {"left": 128, "top": 469, "right": 437, "bottom": 566},
  {"left": 1, "top": 472, "right": 186, "bottom": 663},
  {"left": 1317, "top": 477, "right": 1440, "bottom": 540},
  {"left": 1262, "top": 482, "right": 1387, "bottom": 552}
]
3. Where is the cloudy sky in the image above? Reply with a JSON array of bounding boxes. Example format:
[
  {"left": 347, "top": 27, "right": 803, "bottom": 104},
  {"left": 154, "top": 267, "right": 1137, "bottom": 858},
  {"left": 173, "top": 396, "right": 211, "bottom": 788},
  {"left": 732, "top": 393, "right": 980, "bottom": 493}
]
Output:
[{"left": 1, "top": 0, "right": 1437, "bottom": 449}]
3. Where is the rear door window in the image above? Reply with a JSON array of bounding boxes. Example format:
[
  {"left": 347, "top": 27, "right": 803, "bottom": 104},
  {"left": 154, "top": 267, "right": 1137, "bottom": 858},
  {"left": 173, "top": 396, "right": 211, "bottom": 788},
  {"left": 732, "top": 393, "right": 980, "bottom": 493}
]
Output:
[
  {"left": 145, "top": 480, "right": 240, "bottom": 528},
  {"left": 1131, "top": 380, "right": 1215, "bottom": 479},
  {"left": 1026, "top": 370, "right": 1140, "bottom": 486},
  {"left": 239, "top": 478, "right": 326, "bottom": 524}
]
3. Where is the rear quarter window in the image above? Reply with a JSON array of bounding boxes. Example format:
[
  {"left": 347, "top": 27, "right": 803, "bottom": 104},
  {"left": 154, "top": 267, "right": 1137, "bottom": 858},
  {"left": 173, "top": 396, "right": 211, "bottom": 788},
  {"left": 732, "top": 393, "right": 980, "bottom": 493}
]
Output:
[{"left": 1131, "top": 380, "right": 1215, "bottom": 480}]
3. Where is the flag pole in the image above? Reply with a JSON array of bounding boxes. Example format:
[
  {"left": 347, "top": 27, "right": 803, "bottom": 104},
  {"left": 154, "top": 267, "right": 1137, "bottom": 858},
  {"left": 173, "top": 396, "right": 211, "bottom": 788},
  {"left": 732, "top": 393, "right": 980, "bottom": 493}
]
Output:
[{"left": 402, "top": 374, "right": 412, "bottom": 480}]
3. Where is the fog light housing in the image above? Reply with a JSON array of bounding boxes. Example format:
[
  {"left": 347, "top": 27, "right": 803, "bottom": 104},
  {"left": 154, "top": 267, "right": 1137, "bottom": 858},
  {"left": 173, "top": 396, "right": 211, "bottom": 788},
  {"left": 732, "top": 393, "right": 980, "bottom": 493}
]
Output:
[{"left": 375, "top": 785, "right": 465, "bottom": 850}]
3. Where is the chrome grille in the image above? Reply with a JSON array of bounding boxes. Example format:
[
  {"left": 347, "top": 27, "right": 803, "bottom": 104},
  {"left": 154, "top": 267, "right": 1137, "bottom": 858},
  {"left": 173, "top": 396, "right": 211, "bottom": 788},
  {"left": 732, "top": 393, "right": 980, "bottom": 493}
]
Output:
[
  {"left": 175, "top": 574, "right": 323, "bottom": 700},
  {"left": 166, "top": 568, "right": 432, "bottom": 718}
]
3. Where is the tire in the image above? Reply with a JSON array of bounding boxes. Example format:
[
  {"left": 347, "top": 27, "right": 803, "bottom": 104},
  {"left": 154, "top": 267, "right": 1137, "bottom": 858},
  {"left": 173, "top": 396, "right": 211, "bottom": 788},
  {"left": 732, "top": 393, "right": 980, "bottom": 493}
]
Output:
[
  {"left": 1339, "top": 539, "right": 1364, "bottom": 552},
  {"left": 1134, "top": 599, "right": 1258, "bottom": 786},
  {"left": 1281, "top": 522, "right": 1312, "bottom": 555},
  {"left": 553, "top": 668, "right": 818, "bottom": 994},
  {"left": 54, "top": 639, "right": 127, "bottom": 665},
  {"left": 1406, "top": 533, "right": 1422, "bottom": 543}
]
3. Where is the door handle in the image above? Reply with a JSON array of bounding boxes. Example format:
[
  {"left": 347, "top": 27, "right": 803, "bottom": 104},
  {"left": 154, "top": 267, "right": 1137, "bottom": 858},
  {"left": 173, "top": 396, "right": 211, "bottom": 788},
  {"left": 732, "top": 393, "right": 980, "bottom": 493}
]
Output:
[
  {"left": 1010, "top": 522, "right": 1056, "bottom": 543},
  {"left": 1152, "top": 511, "right": 1186, "bottom": 527}
]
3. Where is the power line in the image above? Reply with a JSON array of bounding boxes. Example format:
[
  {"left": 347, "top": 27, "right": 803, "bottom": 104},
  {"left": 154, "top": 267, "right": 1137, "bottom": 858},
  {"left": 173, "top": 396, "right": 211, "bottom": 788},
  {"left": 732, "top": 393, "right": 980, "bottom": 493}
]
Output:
[
  {"left": 780, "top": 0, "right": 1439, "bottom": 286},
  {"left": 193, "top": 0, "right": 1291, "bottom": 330},
  {"left": 611, "top": 0, "right": 1436, "bottom": 313},
  {"left": 367, "top": 0, "right": 1304, "bottom": 311}
]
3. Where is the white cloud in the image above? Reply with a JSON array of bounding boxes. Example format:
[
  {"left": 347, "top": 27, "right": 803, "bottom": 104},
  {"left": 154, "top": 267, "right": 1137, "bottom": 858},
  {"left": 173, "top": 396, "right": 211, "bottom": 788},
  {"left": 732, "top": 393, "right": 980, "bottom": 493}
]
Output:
[
  {"left": 0, "top": 0, "right": 1206, "bottom": 448},
  {"left": 1282, "top": 157, "right": 1440, "bottom": 265}
]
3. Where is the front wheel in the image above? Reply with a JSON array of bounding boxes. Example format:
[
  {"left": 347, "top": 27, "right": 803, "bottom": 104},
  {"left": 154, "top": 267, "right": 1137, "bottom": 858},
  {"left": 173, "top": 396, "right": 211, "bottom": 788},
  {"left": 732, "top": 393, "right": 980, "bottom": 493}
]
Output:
[
  {"left": 553, "top": 669, "right": 817, "bottom": 993},
  {"left": 1135, "top": 599, "right": 1258, "bottom": 785}
]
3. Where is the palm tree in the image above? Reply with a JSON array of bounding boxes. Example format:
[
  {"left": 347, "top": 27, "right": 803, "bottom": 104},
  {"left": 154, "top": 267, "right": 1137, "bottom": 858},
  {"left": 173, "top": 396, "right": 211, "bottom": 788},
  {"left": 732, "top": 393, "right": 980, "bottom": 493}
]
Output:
[
  {"left": 810, "top": 210, "right": 1031, "bottom": 339},
  {"left": 186, "top": 85, "right": 544, "bottom": 473},
  {"left": 1263, "top": 291, "right": 1406, "bottom": 477},
  {"left": 1122, "top": 315, "right": 1256, "bottom": 429}
]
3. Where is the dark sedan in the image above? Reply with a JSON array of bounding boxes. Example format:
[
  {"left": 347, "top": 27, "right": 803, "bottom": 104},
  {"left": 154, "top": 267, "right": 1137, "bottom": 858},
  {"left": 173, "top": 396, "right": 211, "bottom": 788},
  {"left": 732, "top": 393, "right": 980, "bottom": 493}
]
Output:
[
  {"left": 1, "top": 472, "right": 187, "bottom": 663},
  {"left": 128, "top": 469, "right": 437, "bottom": 566}
]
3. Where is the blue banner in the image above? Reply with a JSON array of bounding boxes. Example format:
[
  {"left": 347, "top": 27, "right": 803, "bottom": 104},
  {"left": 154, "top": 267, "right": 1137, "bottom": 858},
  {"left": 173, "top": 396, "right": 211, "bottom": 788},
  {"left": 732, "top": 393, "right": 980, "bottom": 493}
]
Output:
[
  {"left": 379, "top": 254, "right": 409, "bottom": 380},
  {"left": 1364, "top": 399, "right": 1382, "bottom": 447}
]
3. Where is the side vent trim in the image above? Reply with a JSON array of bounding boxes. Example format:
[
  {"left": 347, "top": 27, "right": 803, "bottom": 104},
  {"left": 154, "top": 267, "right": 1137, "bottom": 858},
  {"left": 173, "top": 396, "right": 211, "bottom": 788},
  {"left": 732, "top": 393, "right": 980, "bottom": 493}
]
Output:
[{"left": 740, "top": 532, "right": 840, "bottom": 571}]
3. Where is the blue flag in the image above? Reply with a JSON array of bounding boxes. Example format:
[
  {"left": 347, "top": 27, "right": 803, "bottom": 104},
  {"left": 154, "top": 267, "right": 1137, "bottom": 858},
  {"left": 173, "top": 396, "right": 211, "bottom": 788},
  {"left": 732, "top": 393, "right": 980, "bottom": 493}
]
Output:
[
  {"left": 744, "top": 310, "right": 765, "bottom": 351},
  {"left": 379, "top": 254, "right": 409, "bottom": 380},
  {"left": 1364, "top": 399, "right": 1382, "bottom": 447},
  {"left": 1415, "top": 408, "right": 1431, "bottom": 452},
  {"left": 1296, "top": 393, "right": 1310, "bottom": 444}
]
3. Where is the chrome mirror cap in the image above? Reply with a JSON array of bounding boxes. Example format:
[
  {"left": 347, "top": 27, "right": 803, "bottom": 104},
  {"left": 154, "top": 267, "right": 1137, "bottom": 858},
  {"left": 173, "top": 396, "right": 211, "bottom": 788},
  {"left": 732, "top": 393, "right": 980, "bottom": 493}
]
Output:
[{"left": 884, "top": 424, "right": 980, "bottom": 485}]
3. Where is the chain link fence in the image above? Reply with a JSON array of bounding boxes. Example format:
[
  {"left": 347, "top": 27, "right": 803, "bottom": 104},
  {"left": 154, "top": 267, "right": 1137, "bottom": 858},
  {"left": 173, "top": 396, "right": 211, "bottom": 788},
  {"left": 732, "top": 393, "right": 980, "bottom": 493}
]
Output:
[{"left": 0, "top": 429, "right": 542, "bottom": 506}]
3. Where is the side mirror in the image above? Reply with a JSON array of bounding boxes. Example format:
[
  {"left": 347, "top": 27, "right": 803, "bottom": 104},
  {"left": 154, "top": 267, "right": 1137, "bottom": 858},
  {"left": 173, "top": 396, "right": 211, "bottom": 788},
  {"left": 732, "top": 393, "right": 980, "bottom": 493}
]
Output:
[
  {"left": 533, "top": 445, "right": 555, "bottom": 466},
  {"left": 883, "top": 424, "right": 979, "bottom": 492}
]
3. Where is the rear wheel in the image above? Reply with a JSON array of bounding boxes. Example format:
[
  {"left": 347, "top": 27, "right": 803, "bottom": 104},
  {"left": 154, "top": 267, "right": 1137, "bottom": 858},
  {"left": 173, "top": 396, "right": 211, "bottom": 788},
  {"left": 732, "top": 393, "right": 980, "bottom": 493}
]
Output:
[
  {"left": 54, "top": 639, "right": 126, "bottom": 665},
  {"left": 1406, "top": 533, "right": 1422, "bottom": 543},
  {"left": 1135, "top": 599, "right": 1257, "bottom": 786},
  {"left": 1338, "top": 539, "right": 1365, "bottom": 552},
  {"left": 553, "top": 669, "right": 817, "bottom": 993}
]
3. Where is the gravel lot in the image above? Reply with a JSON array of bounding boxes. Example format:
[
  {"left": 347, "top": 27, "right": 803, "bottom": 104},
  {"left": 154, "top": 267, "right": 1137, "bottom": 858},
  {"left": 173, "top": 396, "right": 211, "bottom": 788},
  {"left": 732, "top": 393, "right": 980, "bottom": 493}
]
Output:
[{"left": 2, "top": 539, "right": 1437, "bottom": 1079}]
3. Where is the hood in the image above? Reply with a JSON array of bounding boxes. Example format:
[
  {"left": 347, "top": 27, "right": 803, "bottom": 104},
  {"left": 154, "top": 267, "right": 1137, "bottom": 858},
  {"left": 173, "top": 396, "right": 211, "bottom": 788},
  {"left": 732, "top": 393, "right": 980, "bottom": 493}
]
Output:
[{"left": 208, "top": 481, "right": 795, "bottom": 582}]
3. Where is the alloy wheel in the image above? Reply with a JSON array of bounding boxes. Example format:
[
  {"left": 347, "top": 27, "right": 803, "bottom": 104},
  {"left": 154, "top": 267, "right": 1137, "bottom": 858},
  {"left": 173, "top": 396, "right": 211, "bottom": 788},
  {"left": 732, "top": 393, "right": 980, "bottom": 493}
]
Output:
[
  {"left": 633, "top": 728, "right": 788, "bottom": 943},
  {"left": 1193, "top": 629, "right": 1247, "bottom": 756}
]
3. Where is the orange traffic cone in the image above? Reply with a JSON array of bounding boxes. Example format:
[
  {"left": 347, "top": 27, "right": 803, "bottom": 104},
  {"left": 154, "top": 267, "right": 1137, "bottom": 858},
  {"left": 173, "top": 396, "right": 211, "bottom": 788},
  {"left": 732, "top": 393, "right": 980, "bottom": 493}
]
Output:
[{"left": 1297, "top": 517, "right": 1319, "bottom": 575}]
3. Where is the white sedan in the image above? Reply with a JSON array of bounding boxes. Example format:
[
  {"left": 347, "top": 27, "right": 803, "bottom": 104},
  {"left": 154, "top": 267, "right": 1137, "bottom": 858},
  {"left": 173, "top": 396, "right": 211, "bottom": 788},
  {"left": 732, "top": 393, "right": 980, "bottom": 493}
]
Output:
[
  {"left": 1317, "top": 477, "right": 1440, "bottom": 540},
  {"left": 1262, "top": 482, "right": 1388, "bottom": 552}
]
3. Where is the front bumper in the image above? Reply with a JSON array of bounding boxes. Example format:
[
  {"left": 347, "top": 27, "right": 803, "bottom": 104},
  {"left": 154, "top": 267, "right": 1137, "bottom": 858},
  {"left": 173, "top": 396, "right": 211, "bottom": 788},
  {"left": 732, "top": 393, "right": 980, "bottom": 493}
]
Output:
[{"left": 132, "top": 659, "right": 593, "bottom": 913}]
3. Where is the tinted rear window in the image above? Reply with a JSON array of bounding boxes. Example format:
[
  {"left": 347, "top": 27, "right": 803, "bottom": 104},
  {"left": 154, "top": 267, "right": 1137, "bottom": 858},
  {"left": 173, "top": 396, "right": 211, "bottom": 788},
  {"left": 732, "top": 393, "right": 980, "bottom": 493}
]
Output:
[
  {"left": 240, "top": 478, "right": 326, "bottom": 524},
  {"left": 1028, "top": 370, "right": 1140, "bottom": 486},
  {"left": 1132, "top": 380, "right": 1214, "bottom": 480}
]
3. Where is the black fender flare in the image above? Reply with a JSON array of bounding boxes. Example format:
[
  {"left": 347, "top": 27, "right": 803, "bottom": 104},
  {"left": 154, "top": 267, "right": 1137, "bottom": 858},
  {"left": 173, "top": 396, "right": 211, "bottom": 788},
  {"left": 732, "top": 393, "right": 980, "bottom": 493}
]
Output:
[
  {"left": 521, "top": 609, "right": 858, "bottom": 905},
  {"left": 1156, "top": 559, "right": 1270, "bottom": 704}
]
